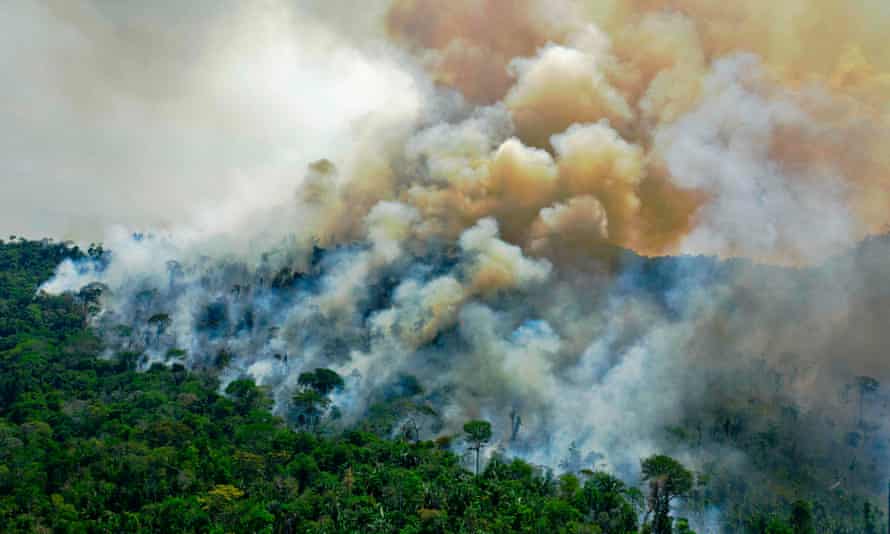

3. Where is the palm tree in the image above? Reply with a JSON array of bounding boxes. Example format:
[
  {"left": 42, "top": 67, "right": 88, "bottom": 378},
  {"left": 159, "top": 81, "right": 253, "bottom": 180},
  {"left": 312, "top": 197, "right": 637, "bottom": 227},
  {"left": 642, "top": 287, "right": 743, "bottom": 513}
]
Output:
[{"left": 463, "top": 420, "right": 492, "bottom": 476}]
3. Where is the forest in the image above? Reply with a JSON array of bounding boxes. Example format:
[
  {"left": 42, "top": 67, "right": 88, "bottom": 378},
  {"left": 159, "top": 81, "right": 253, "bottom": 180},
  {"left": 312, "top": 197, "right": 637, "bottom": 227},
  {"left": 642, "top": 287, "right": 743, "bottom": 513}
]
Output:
[
  {"left": 0, "top": 238, "right": 884, "bottom": 533},
  {"left": 5, "top": 0, "right": 890, "bottom": 531}
]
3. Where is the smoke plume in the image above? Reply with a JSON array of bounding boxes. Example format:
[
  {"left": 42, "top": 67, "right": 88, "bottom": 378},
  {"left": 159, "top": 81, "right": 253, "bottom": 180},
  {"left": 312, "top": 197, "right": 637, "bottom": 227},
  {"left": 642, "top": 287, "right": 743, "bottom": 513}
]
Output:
[{"left": 25, "top": 0, "right": 890, "bottom": 522}]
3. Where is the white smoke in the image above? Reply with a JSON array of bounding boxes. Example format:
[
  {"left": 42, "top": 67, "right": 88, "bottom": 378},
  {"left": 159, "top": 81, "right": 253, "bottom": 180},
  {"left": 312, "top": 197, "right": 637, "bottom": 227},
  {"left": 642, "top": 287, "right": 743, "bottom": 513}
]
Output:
[
  {"left": 21, "top": 3, "right": 890, "bottom": 524},
  {"left": 0, "top": 0, "right": 420, "bottom": 242},
  {"left": 656, "top": 55, "right": 858, "bottom": 263}
]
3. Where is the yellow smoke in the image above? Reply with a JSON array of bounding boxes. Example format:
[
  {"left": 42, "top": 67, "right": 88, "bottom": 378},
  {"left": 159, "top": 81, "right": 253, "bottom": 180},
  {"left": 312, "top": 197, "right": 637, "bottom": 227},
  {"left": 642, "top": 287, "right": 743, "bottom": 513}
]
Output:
[
  {"left": 386, "top": 0, "right": 579, "bottom": 104},
  {"left": 329, "top": 0, "right": 890, "bottom": 265}
]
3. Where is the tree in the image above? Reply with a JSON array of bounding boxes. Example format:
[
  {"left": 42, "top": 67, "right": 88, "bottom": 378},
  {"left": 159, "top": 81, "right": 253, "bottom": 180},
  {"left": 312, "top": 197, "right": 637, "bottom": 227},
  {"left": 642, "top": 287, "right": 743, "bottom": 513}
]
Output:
[
  {"left": 2, "top": 237, "right": 887, "bottom": 533},
  {"left": 559, "top": 441, "right": 582, "bottom": 472},
  {"left": 398, "top": 404, "right": 440, "bottom": 443},
  {"left": 765, "top": 517, "right": 793, "bottom": 534},
  {"left": 463, "top": 420, "right": 492, "bottom": 476},
  {"left": 856, "top": 376, "right": 880, "bottom": 428},
  {"left": 298, "top": 368, "right": 345, "bottom": 395},
  {"left": 641, "top": 455, "right": 694, "bottom": 534},
  {"left": 509, "top": 408, "right": 522, "bottom": 441},
  {"left": 674, "top": 518, "right": 696, "bottom": 534},
  {"left": 292, "top": 389, "right": 330, "bottom": 429},
  {"left": 863, "top": 501, "right": 878, "bottom": 534},
  {"left": 225, "top": 378, "right": 270, "bottom": 415},
  {"left": 147, "top": 313, "right": 171, "bottom": 341},
  {"left": 789, "top": 500, "right": 814, "bottom": 534},
  {"left": 76, "top": 282, "right": 107, "bottom": 326},
  {"left": 578, "top": 472, "right": 639, "bottom": 533},
  {"left": 292, "top": 368, "right": 343, "bottom": 430}
]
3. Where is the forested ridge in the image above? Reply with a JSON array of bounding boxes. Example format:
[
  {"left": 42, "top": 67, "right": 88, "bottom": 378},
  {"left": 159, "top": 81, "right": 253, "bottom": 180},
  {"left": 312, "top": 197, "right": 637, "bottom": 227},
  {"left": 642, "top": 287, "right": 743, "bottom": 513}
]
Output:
[{"left": 0, "top": 238, "right": 883, "bottom": 533}]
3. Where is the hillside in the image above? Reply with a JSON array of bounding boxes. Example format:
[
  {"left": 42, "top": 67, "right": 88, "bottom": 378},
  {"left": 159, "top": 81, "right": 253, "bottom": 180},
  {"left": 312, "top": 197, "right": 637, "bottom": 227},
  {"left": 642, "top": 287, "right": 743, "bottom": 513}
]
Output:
[
  {"left": 1, "top": 237, "right": 887, "bottom": 533},
  {"left": 5, "top": 0, "right": 890, "bottom": 532}
]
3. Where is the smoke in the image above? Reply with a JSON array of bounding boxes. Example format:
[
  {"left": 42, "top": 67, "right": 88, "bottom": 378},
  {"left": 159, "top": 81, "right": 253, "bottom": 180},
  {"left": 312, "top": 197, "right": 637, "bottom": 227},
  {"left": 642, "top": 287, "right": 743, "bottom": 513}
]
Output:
[
  {"left": 656, "top": 55, "right": 860, "bottom": 263},
  {"left": 0, "top": 0, "right": 420, "bottom": 242},
  {"left": 385, "top": 0, "right": 582, "bottom": 105},
  {"left": 505, "top": 28, "right": 634, "bottom": 150},
  {"left": 26, "top": 0, "right": 890, "bottom": 520}
]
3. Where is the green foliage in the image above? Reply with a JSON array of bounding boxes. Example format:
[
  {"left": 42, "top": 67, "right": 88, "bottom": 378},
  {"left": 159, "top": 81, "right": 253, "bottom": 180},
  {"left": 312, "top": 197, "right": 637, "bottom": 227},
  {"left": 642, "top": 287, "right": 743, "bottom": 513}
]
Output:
[
  {"left": 664, "top": 366, "right": 887, "bottom": 532},
  {"left": 642, "top": 455, "right": 694, "bottom": 534},
  {"left": 0, "top": 241, "right": 640, "bottom": 531},
  {"left": 863, "top": 501, "right": 879, "bottom": 534},
  {"left": 463, "top": 419, "right": 493, "bottom": 445},
  {"left": 291, "top": 368, "right": 343, "bottom": 431},
  {"left": 463, "top": 419, "right": 492, "bottom": 475},
  {"left": 577, "top": 472, "right": 640, "bottom": 533},
  {"left": 0, "top": 239, "right": 86, "bottom": 350},
  {"left": 298, "top": 368, "right": 345, "bottom": 395},
  {"left": 292, "top": 388, "right": 329, "bottom": 428},
  {"left": 641, "top": 455, "right": 694, "bottom": 498},
  {"left": 0, "top": 238, "right": 884, "bottom": 533},
  {"left": 674, "top": 518, "right": 696, "bottom": 534},
  {"left": 789, "top": 500, "right": 815, "bottom": 534},
  {"left": 226, "top": 377, "right": 273, "bottom": 415}
]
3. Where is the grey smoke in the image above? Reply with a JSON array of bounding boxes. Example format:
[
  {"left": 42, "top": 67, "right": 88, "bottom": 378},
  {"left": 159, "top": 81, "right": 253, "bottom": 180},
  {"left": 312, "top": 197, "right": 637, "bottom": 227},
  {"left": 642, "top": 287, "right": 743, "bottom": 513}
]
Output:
[
  {"left": 16, "top": 4, "right": 890, "bottom": 531},
  {"left": 0, "top": 0, "right": 419, "bottom": 241}
]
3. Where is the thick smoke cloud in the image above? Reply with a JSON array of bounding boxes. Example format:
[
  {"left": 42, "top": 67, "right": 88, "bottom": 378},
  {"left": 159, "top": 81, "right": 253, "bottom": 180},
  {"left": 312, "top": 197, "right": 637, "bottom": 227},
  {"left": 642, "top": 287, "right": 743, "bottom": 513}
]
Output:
[
  {"left": 28, "top": 0, "right": 890, "bottom": 524},
  {"left": 656, "top": 55, "right": 860, "bottom": 263},
  {"left": 0, "top": 0, "right": 419, "bottom": 242}
]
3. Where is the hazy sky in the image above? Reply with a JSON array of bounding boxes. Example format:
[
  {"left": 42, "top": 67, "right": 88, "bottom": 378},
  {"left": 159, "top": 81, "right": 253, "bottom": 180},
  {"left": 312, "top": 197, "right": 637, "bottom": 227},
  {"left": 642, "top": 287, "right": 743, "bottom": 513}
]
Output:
[{"left": 0, "top": 0, "right": 415, "bottom": 241}]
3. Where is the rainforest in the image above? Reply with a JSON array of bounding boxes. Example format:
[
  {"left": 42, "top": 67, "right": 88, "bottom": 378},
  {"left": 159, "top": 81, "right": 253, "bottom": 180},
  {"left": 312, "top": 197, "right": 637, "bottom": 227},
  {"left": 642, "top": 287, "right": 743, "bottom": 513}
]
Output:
[{"left": 2, "top": 1, "right": 890, "bottom": 532}]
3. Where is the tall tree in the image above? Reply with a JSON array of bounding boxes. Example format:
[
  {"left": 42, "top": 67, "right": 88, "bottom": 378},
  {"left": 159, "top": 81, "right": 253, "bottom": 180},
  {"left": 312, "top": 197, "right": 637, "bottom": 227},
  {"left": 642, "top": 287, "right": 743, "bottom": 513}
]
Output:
[
  {"left": 641, "top": 454, "right": 694, "bottom": 534},
  {"left": 225, "top": 378, "right": 271, "bottom": 415},
  {"left": 463, "top": 420, "right": 492, "bottom": 476},
  {"left": 790, "top": 500, "right": 815, "bottom": 534},
  {"left": 292, "top": 368, "right": 343, "bottom": 430},
  {"left": 862, "top": 501, "right": 878, "bottom": 534},
  {"left": 298, "top": 368, "right": 344, "bottom": 395},
  {"left": 578, "top": 471, "right": 639, "bottom": 533},
  {"left": 292, "top": 389, "right": 330, "bottom": 429},
  {"left": 856, "top": 376, "right": 880, "bottom": 428}
]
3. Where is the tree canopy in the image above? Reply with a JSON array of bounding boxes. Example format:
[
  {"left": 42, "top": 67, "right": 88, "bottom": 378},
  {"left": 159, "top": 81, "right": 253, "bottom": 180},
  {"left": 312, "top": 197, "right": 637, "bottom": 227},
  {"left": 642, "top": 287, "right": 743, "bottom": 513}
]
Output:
[{"left": 0, "top": 238, "right": 883, "bottom": 533}]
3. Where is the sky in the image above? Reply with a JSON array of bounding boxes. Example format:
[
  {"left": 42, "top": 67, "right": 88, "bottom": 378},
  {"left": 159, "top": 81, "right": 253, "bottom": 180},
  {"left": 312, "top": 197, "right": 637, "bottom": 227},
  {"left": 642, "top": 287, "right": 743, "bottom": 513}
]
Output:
[{"left": 0, "top": 0, "right": 417, "bottom": 241}]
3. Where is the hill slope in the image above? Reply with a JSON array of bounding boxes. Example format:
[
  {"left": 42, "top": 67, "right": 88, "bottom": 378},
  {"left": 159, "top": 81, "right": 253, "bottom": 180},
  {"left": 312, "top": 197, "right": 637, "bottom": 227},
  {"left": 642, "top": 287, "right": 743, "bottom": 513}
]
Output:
[{"left": 3, "top": 237, "right": 888, "bottom": 532}]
